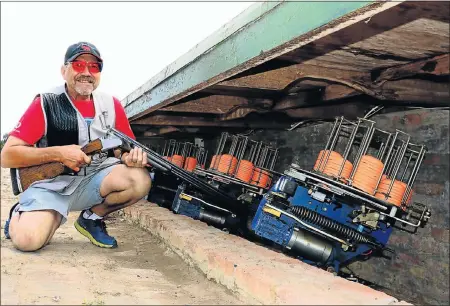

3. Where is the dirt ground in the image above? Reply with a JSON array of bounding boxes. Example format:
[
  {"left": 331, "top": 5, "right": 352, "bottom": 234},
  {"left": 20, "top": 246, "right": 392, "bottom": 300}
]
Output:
[{"left": 0, "top": 168, "right": 243, "bottom": 305}]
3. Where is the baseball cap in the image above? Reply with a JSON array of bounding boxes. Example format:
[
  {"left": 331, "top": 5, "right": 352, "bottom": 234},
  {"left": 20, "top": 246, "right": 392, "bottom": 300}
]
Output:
[{"left": 64, "top": 42, "right": 103, "bottom": 63}]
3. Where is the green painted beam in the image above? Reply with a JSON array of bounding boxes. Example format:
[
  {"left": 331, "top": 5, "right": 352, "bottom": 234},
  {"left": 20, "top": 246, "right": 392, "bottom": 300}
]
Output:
[
  {"left": 124, "top": 0, "right": 393, "bottom": 120},
  {"left": 122, "top": 1, "right": 282, "bottom": 107}
]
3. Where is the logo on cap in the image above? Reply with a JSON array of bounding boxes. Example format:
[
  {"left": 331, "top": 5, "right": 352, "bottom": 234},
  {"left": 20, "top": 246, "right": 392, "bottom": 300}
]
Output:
[{"left": 81, "top": 45, "right": 91, "bottom": 51}]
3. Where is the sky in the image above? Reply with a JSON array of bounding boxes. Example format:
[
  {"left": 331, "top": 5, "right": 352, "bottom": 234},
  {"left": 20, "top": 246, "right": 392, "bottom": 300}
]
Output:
[{"left": 0, "top": 1, "right": 254, "bottom": 136}]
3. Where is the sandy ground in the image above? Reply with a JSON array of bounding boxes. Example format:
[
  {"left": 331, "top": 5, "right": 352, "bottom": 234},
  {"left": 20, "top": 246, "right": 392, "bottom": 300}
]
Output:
[{"left": 1, "top": 168, "right": 243, "bottom": 305}]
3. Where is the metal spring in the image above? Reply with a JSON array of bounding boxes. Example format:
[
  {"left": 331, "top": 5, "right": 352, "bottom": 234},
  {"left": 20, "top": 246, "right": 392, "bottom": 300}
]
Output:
[{"left": 290, "top": 206, "right": 371, "bottom": 244}]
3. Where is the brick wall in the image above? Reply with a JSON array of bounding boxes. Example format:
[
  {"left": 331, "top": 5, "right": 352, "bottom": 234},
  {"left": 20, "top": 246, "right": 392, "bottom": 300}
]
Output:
[{"left": 248, "top": 109, "right": 449, "bottom": 305}]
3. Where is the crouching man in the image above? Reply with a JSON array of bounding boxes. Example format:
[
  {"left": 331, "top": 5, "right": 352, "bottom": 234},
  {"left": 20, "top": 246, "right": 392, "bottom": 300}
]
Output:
[{"left": 1, "top": 42, "right": 151, "bottom": 251}]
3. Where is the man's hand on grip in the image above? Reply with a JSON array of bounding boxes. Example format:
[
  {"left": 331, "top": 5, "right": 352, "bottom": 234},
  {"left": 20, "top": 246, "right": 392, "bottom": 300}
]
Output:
[{"left": 58, "top": 145, "right": 91, "bottom": 172}]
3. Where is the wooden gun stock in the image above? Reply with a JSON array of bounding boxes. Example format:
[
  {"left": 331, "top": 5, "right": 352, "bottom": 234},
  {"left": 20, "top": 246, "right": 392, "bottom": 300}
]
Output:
[{"left": 11, "top": 139, "right": 108, "bottom": 195}]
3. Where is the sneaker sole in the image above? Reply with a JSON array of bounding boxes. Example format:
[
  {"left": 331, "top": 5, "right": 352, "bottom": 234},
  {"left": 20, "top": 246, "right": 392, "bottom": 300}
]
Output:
[
  {"left": 4, "top": 202, "right": 19, "bottom": 239},
  {"left": 4, "top": 220, "right": 11, "bottom": 239},
  {"left": 74, "top": 221, "right": 117, "bottom": 249}
]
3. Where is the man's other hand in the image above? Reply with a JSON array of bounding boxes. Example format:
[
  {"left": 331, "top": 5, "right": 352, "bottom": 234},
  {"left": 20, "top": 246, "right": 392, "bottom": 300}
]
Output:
[{"left": 122, "top": 147, "right": 148, "bottom": 168}]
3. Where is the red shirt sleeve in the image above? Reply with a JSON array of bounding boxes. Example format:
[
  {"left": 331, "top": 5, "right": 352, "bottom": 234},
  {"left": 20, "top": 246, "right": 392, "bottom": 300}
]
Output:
[
  {"left": 9, "top": 96, "right": 46, "bottom": 145},
  {"left": 113, "top": 97, "right": 136, "bottom": 140}
]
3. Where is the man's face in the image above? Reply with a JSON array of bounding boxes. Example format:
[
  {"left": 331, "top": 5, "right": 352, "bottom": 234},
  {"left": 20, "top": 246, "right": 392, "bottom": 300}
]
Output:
[{"left": 62, "top": 54, "right": 101, "bottom": 97}]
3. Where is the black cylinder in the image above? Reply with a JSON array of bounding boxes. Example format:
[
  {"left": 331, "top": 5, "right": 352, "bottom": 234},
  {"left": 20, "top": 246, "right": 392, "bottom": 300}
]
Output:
[
  {"left": 199, "top": 210, "right": 226, "bottom": 226},
  {"left": 287, "top": 227, "right": 333, "bottom": 264}
]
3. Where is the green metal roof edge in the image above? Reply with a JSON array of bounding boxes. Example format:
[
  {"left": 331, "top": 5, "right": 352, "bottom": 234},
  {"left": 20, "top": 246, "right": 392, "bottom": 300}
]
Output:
[
  {"left": 123, "top": 1, "right": 376, "bottom": 119},
  {"left": 121, "top": 1, "right": 280, "bottom": 106}
]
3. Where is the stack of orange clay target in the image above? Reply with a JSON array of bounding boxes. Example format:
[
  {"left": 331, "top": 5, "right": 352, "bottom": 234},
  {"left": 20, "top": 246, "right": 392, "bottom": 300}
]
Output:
[
  {"left": 313, "top": 150, "right": 353, "bottom": 183},
  {"left": 209, "top": 155, "right": 272, "bottom": 188},
  {"left": 170, "top": 154, "right": 185, "bottom": 168},
  {"left": 206, "top": 132, "right": 278, "bottom": 189},
  {"left": 250, "top": 167, "right": 271, "bottom": 188},
  {"left": 209, "top": 155, "right": 220, "bottom": 170},
  {"left": 352, "top": 155, "right": 384, "bottom": 195},
  {"left": 209, "top": 154, "right": 238, "bottom": 175},
  {"left": 163, "top": 154, "right": 200, "bottom": 172},
  {"left": 217, "top": 154, "right": 238, "bottom": 175},
  {"left": 183, "top": 156, "right": 197, "bottom": 172},
  {"left": 163, "top": 156, "right": 172, "bottom": 162},
  {"left": 310, "top": 116, "right": 424, "bottom": 210},
  {"left": 160, "top": 139, "right": 206, "bottom": 172},
  {"left": 313, "top": 151, "right": 414, "bottom": 209},
  {"left": 235, "top": 160, "right": 254, "bottom": 183},
  {"left": 375, "top": 176, "right": 413, "bottom": 209}
]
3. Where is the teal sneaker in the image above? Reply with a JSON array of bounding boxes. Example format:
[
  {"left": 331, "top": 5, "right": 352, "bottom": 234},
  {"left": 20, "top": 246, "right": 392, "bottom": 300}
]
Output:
[{"left": 74, "top": 211, "right": 117, "bottom": 248}]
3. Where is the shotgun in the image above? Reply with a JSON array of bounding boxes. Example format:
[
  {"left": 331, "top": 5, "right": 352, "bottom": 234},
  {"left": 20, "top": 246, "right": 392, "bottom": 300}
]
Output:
[
  {"left": 104, "top": 127, "right": 242, "bottom": 213},
  {"left": 10, "top": 137, "right": 123, "bottom": 195},
  {"left": 11, "top": 126, "right": 241, "bottom": 214}
]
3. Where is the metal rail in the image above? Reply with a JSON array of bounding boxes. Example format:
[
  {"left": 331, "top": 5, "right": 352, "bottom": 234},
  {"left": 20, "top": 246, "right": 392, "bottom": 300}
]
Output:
[
  {"left": 286, "top": 166, "right": 430, "bottom": 228},
  {"left": 195, "top": 168, "right": 264, "bottom": 193}
]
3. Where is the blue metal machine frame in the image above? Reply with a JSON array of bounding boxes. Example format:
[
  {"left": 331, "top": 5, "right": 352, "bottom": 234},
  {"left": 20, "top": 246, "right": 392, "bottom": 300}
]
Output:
[{"left": 251, "top": 173, "right": 393, "bottom": 272}]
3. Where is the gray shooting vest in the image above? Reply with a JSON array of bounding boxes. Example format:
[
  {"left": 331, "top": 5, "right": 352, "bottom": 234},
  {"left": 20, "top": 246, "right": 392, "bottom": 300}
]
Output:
[{"left": 11, "top": 85, "right": 120, "bottom": 196}]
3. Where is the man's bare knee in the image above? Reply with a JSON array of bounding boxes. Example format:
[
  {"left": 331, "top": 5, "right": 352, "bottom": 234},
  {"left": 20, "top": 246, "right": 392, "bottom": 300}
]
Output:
[
  {"left": 129, "top": 168, "right": 152, "bottom": 198},
  {"left": 12, "top": 230, "right": 47, "bottom": 252},
  {"left": 9, "top": 210, "right": 61, "bottom": 252},
  {"left": 101, "top": 166, "right": 151, "bottom": 199},
  {"left": 119, "top": 168, "right": 152, "bottom": 201}
]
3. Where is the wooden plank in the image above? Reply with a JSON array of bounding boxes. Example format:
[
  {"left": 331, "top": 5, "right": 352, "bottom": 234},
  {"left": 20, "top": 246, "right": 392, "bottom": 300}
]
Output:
[
  {"left": 272, "top": 92, "right": 310, "bottom": 110},
  {"left": 159, "top": 95, "right": 273, "bottom": 115},
  {"left": 202, "top": 85, "right": 283, "bottom": 99},
  {"left": 286, "top": 18, "right": 449, "bottom": 71},
  {"left": 377, "top": 79, "right": 449, "bottom": 105},
  {"left": 160, "top": 95, "right": 250, "bottom": 114},
  {"left": 132, "top": 114, "right": 293, "bottom": 129},
  {"left": 143, "top": 127, "right": 180, "bottom": 137},
  {"left": 375, "top": 54, "right": 449, "bottom": 83},
  {"left": 219, "top": 61, "right": 449, "bottom": 103},
  {"left": 323, "top": 84, "right": 360, "bottom": 101},
  {"left": 219, "top": 63, "right": 370, "bottom": 92},
  {"left": 285, "top": 102, "right": 367, "bottom": 119},
  {"left": 279, "top": 2, "right": 449, "bottom": 70}
]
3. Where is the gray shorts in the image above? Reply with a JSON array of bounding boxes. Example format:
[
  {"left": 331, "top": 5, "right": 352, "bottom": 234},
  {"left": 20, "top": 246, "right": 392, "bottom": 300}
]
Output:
[{"left": 16, "top": 165, "right": 117, "bottom": 224}]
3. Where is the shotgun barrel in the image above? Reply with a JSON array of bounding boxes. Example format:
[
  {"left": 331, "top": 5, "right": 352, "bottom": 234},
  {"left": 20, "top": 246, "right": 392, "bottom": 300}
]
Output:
[{"left": 107, "top": 127, "right": 241, "bottom": 212}]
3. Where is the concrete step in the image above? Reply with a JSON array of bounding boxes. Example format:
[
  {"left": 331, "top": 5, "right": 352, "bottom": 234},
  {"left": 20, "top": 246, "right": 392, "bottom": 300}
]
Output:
[{"left": 121, "top": 200, "right": 411, "bottom": 305}]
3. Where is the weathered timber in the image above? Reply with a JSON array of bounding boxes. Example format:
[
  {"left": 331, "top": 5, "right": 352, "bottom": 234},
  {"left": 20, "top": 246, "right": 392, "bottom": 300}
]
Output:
[
  {"left": 131, "top": 114, "right": 294, "bottom": 129},
  {"left": 143, "top": 127, "right": 180, "bottom": 136},
  {"left": 219, "top": 64, "right": 371, "bottom": 94},
  {"left": 374, "top": 54, "right": 450, "bottom": 83},
  {"left": 375, "top": 79, "right": 449, "bottom": 105}
]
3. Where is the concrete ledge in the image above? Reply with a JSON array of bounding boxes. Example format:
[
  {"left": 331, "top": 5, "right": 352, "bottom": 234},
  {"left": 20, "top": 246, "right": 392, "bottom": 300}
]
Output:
[{"left": 121, "top": 201, "right": 411, "bottom": 305}]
